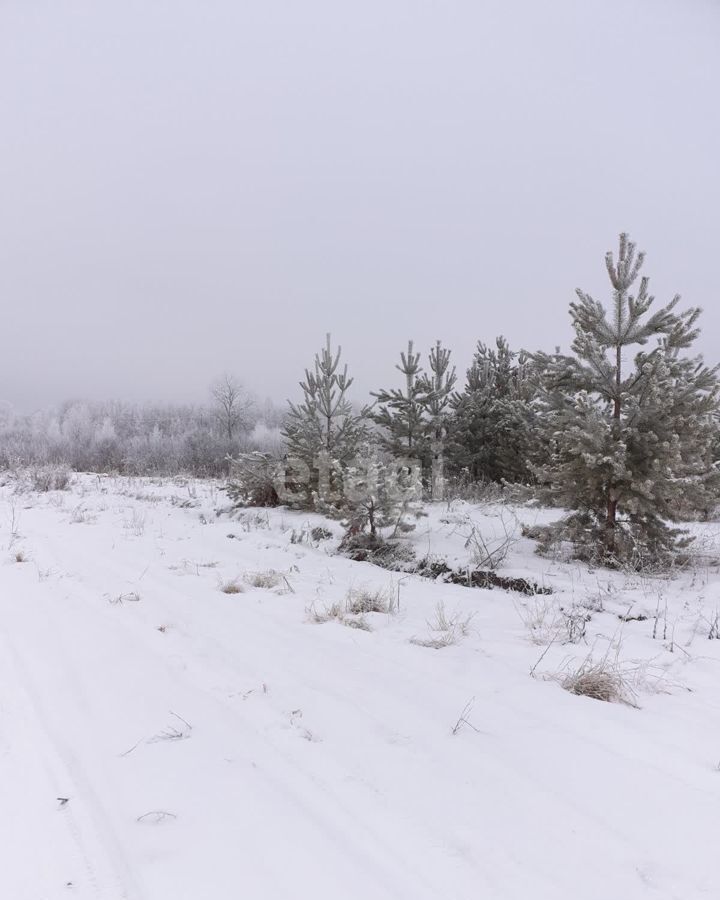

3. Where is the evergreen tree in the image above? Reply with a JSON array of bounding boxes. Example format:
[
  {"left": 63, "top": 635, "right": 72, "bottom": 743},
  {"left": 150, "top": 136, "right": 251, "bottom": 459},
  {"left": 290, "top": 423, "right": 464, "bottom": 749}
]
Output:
[
  {"left": 227, "top": 451, "right": 282, "bottom": 508},
  {"left": 535, "top": 233, "right": 719, "bottom": 565},
  {"left": 447, "top": 336, "right": 538, "bottom": 484},
  {"left": 419, "top": 341, "right": 456, "bottom": 499},
  {"left": 282, "top": 334, "right": 368, "bottom": 509},
  {"left": 372, "top": 341, "right": 428, "bottom": 461},
  {"left": 342, "top": 445, "right": 422, "bottom": 538}
]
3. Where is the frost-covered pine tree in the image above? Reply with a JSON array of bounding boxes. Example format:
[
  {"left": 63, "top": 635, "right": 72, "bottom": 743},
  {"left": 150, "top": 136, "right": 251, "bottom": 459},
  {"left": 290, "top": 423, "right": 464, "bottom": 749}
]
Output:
[
  {"left": 447, "top": 336, "right": 538, "bottom": 485},
  {"left": 535, "top": 233, "right": 719, "bottom": 565},
  {"left": 282, "top": 334, "right": 368, "bottom": 509},
  {"left": 372, "top": 341, "right": 428, "bottom": 461},
  {"left": 342, "top": 445, "right": 422, "bottom": 540},
  {"left": 419, "top": 341, "right": 456, "bottom": 499}
]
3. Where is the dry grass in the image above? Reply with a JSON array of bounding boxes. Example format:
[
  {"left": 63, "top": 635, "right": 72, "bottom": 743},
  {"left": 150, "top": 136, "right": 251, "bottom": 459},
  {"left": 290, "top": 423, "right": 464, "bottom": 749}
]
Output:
[
  {"left": 307, "top": 601, "right": 343, "bottom": 623},
  {"left": 136, "top": 810, "right": 177, "bottom": 824},
  {"left": 109, "top": 591, "right": 141, "bottom": 605},
  {"left": 234, "top": 510, "right": 271, "bottom": 532},
  {"left": 560, "top": 606, "right": 591, "bottom": 644},
  {"left": 70, "top": 504, "right": 95, "bottom": 524},
  {"left": 463, "top": 510, "right": 520, "bottom": 571},
  {"left": 244, "top": 570, "right": 282, "bottom": 590},
  {"left": 555, "top": 654, "right": 639, "bottom": 707},
  {"left": 123, "top": 508, "right": 146, "bottom": 536},
  {"left": 410, "top": 633, "right": 457, "bottom": 649},
  {"left": 26, "top": 464, "right": 72, "bottom": 493},
  {"left": 346, "top": 585, "right": 395, "bottom": 615},
  {"left": 133, "top": 491, "right": 163, "bottom": 504},
  {"left": 307, "top": 601, "right": 372, "bottom": 632},
  {"left": 220, "top": 579, "right": 245, "bottom": 595},
  {"left": 562, "top": 663, "right": 632, "bottom": 704},
  {"left": 342, "top": 615, "right": 372, "bottom": 632},
  {"left": 516, "top": 597, "right": 591, "bottom": 646},
  {"left": 410, "top": 601, "right": 474, "bottom": 649},
  {"left": 307, "top": 584, "right": 395, "bottom": 625},
  {"left": 148, "top": 712, "right": 193, "bottom": 743}
]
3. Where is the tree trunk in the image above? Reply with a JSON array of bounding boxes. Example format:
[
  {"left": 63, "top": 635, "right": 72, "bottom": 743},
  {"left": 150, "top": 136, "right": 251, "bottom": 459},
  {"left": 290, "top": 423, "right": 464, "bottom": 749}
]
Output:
[
  {"left": 606, "top": 495, "right": 617, "bottom": 550},
  {"left": 605, "top": 343, "right": 623, "bottom": 550}
]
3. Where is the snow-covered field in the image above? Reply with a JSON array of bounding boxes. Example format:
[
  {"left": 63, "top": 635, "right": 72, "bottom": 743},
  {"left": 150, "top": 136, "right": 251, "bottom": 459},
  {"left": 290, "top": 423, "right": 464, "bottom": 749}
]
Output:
[{"left": 2, "top": 474, "right": 720, "bottom": 900}]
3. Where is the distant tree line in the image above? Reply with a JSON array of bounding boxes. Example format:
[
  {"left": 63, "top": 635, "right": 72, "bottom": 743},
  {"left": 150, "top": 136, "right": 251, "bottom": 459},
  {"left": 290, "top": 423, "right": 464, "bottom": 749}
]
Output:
[{"left": 0, "top": 382, "right": 283, "bottom": 477}]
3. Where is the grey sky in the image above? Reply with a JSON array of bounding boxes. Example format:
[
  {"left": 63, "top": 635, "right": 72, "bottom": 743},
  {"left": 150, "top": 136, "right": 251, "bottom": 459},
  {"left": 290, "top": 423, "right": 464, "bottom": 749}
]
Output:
[{"left": 2, "top": 0, "right": 719, "bottom": 413}]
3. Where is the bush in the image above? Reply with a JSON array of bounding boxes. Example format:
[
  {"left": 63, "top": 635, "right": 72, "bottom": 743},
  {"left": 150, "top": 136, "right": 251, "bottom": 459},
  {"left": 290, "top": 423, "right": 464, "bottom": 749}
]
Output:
[
  {"left": 338, "top": 530, "right": 416, "bottom": 570},
  {"left": 227, "top": 453, "right": 281, "bottom": 507},
  {"left": 27, "top": 464, "right": 72, "bottom": 492},
  {"left": 529, "top": 512, "right": 693, "bottom": 571}
]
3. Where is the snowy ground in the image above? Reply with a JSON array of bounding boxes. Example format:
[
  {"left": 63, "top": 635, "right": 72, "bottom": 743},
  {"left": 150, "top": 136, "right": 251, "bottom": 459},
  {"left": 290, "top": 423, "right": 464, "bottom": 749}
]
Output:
[{"left": 2, "top": 474, "right": 720, "bottom": 900}]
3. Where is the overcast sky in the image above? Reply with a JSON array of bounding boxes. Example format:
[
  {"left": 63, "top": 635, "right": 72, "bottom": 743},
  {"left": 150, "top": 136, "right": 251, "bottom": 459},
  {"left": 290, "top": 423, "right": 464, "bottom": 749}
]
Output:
[{"left": 1, "top": 0, "right": 719, "bottom": 413}]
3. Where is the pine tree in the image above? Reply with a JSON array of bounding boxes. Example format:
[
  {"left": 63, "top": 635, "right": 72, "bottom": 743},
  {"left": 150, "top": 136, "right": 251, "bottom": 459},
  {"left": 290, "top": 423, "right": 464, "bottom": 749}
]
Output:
[
  {"left": 447, "top": 336, "right": 538, "bottom": 485},
  {"left": 227, "top": 451, "right": 282, "bottom": 508},
  {"left": 372, "top": 341, "right": 428, "bottom": 462},
  {"left": 535, "top": 233, "right": 719, "bottom": 565},
  {"left": 342, "top": 445, "right": 422, "bottom": 538},
  {"left": 419, "top": 341, "right": 456, "bottom": 499},
  {"left": 282, "top": 334, "right": 368, "bottom": 509}
]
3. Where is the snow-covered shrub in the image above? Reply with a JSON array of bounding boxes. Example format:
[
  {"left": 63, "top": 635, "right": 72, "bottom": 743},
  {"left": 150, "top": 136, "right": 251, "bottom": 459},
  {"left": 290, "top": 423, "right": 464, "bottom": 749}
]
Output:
[
  {"left": 340, "top": 450, "right": 422, "bottom": 538},
  {"left": 338, "top": 530, "right": 416, "bottom": 569},
  {"left": 27, "top": 464, "right": 72, "bottom": 492},
  {"left": 227, "top": 453, "right": 281, "bottom": 508}
]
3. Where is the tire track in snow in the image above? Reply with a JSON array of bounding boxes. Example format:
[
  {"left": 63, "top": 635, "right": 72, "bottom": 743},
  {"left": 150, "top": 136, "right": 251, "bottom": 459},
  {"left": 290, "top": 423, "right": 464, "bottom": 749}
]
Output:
[
  {"left": 23, "top": 520, "right": 573, "bottom": 897},
  {"left": 9, "top": 531, "right": 463, "bottom": 898},
  {"left": 0, "top": 620, "right": 147, "bottom": 900},
  {"left": 21, "top": 516, "right": 614, "bottom": 897}
]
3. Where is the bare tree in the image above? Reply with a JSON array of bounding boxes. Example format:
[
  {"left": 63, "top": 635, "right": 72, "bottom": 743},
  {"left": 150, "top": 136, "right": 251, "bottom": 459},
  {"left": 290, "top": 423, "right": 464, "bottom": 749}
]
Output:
[{"left": 211, "top": 373, "right": 254, "bottom": 444}]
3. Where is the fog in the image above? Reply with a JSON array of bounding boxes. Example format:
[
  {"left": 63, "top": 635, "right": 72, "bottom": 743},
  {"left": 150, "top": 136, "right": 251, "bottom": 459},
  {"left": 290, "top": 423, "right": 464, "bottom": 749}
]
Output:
[{"left": 2, "top": 0, "right": 719, "bottom": 412}]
